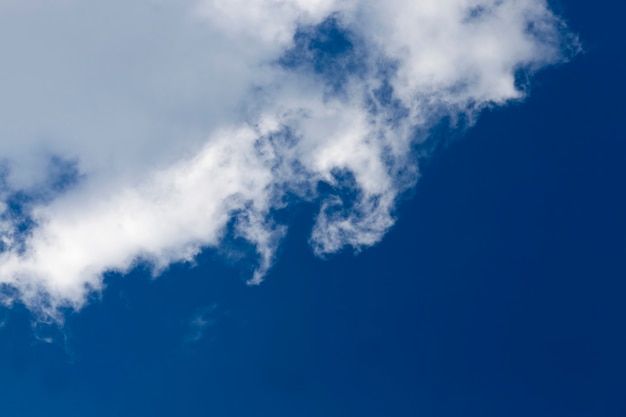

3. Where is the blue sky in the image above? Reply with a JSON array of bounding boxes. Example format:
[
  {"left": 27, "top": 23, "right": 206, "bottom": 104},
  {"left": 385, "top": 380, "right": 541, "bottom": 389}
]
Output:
[{"left": 0, "top": 0, "right": 625, "bottom": 416}]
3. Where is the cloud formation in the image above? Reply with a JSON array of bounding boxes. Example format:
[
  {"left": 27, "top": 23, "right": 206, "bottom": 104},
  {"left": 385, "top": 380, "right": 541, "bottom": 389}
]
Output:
[{"left": 0, "top": 0, "right": 576, "bottom": 318}]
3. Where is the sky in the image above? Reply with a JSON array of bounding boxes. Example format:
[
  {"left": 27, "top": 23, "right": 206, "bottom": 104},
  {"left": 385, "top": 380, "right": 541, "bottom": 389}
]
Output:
[{"left": 0, "top": 0, "right": 624, "bottom": 416}]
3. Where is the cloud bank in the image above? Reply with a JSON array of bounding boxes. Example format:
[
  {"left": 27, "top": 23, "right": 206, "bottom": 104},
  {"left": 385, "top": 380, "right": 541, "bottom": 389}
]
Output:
[{"left": 0, "top": 0, "right": 576, "bottom": 318}]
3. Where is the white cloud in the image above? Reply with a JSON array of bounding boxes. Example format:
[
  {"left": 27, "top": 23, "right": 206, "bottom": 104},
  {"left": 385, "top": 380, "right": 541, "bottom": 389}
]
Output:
[{"left": 0, "top": 0, "right": 576, "bottom": 319}]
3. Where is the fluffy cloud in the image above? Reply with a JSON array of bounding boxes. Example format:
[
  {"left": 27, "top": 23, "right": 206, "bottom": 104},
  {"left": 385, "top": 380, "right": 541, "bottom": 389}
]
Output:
[{"left": 0, "top": 0, "right": 576, "bottom": 319}]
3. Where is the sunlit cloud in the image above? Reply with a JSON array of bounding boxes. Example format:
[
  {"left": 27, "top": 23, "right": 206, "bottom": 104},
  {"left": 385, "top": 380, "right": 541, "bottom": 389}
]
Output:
[{"left": 0, "top": 0, "right": 577, "bottom": 319}]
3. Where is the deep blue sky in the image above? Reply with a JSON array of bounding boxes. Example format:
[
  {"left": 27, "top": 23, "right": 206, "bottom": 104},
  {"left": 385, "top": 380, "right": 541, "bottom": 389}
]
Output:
[{"left": 1, "top": 1, "right": 625, "bottom": 416}]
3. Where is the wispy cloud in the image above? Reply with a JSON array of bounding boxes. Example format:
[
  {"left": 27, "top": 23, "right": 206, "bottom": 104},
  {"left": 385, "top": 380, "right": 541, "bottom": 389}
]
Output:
[
  {"left": 184, "top": 304, "right": 220, "bottom": 345},
  {"left": 0, "top": 0, "right": 577, "bottom": 319}
]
